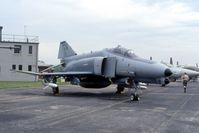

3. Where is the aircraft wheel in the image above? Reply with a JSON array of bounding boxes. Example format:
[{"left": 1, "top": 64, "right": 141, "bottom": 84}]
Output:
[
  {"left": 130, "top": 93, "right": 140, "bottom": 101},
  {"left": 116, "top": 86, "right": 125, "bottom": 94},
  {"left": 161, "top": 84, "right": 165, "bottom": 87},
  {"left": 52, "top": 87, "right": 59, "bottom": 95},
  {"left": 130, "top": 95, "right": 134, "bottom": 101}
]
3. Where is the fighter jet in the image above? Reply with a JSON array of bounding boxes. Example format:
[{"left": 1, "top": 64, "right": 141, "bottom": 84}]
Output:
[
  {"left": 160, "top": 59, "right": 199, "bottom": 86},
  {"left": 180, "top": 64, "right": 199, "bottom": 72},
  {"left": 169, "top": 66, "right": 199, "bottom": 82},
  {"left": 13, "top": 41, "right": 172, "bottom": 101}
]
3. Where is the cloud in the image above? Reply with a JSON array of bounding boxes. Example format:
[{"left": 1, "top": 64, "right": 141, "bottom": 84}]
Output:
[
  {"left": 12, "top": 0, "right": 199, "bottom": 31},
  {"left": 77, "top": 0, "right": 199, "bottom": 28},
  {"left": 1, "top": 0, "right": 199, "bottom": 64}
]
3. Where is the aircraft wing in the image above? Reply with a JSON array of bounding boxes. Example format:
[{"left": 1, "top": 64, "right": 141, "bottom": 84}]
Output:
[{"left": 11, "top": 70, "right": 93, "bottom": 76}]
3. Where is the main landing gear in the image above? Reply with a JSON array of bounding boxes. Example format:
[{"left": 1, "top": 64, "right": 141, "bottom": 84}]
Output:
[
  {"left": 116, "top": 85, "right": 125, "bottom": 94},
  {"left": 52, "top": 87, "right": 59, "bottom": 95},
  {"left": 43, "top": 76, "right": 60, "bottom": 96},
  {"left": 52, "top": 77, "right": 60, "bottom": 96}
]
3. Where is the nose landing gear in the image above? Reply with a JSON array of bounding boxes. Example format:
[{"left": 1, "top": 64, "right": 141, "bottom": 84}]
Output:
[
  {"left": 130, "top": 91, "right": 140, "bottom": 101},
  {"left": 129, "top": 81, "right": 141, "bottom": 101},
  {"left": 52, "top": 76, "right": 60, "bottom": 96}
]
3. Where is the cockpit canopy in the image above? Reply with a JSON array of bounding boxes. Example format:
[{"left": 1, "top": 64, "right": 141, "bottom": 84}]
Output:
[
  {"left": 108, "top": 45, "right": 137, "bottom": 58},
  {"left": 106, "top": 45, "right": 155, "bottom": 64}
]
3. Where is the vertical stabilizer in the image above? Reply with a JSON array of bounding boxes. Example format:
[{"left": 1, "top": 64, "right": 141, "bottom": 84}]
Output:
[
  {"left": 170, "top": 57, "right": 173, "bottom": 65},
  {"left": 58, "top": 41, "right": 76, "bottom": 59}
]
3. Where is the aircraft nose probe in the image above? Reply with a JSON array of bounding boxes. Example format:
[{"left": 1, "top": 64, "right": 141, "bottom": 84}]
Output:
[{"left": 164, "top": 68, "right": 172, "bottom": 77}]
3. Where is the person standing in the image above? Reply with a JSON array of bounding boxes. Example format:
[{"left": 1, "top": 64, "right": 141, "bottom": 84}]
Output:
[{"left": 181, "top": 73, "right": 189, "bottom": 93}]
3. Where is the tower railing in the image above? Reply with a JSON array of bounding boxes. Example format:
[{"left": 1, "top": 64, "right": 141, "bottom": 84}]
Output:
[{"left": 1, "top": 34, "right": 39, "bottom": 43}]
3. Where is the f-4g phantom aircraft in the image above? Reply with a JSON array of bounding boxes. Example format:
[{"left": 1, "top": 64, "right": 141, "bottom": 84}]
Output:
[{"left": 13, "top": 41, "right": 172, "bottom": 101}]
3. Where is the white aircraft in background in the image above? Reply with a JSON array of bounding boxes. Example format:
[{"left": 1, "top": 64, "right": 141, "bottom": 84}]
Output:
[{"left": 160, "top": 57, "right": 199, "bottom": 86}]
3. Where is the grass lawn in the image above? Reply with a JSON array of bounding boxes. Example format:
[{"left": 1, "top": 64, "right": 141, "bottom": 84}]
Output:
[
  {"left": 0, "top": 81, "right": 43, "bottom": 89},
  {"left": 0, "top": 79, "right": 69, "bottom": 89}
]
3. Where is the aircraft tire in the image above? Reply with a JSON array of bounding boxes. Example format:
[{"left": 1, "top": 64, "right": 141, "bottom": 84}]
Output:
[
  {"left": 116, "top": 86, "right": 125, "bottom": 94},
  {"left": 161, "top": 84, "right": 166, "bottom": 87},
  {"left": 130, "top": 95, "right": 134, "bottom": 101},
  {"left": 52, "top": 87, "right": 59, "bottom": 95},
  {"left": 131, "top": 93, "right": 140, "bottom": 101}
]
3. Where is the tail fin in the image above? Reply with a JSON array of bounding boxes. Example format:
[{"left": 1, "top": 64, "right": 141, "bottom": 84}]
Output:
[
  {"left": 58, "top": 41, "right": 77, "bottom": 59},
  {"left": 170, "top": 57, "right": 173, "bottom": 65}
]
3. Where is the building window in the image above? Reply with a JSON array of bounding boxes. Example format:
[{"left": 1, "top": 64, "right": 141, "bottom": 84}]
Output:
[
  {"left": 29, "top": 46, "right": 32, "bottom": 54},
  {"left": 28, "top": 65, "right": 32, "bottom": 71},
  {"left": 19, "top": 65, "right": 22, "bottom": 70},
  {"left": 12, "top": 65, "right": 16, "bottom": 70},
  {"left": 14, "top": 45, "right": 21, "bottom": 53}
]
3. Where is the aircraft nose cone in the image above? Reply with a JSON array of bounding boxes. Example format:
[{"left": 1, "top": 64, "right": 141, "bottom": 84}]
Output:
[{"left": 164, "top": 69, "right": 172, "bottom": 77}]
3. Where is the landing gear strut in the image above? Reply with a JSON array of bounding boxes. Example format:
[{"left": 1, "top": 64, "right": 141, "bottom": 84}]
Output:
[
  {"left": 116, "top": 85, "right": 125, "bottom": 94},
  {"left": 129, "top": 81, "right": 140, "bottom": 101},
  {"left": 130, "top": 91, "right": 140, "bottom": 101},
  {"left": 52, "top": 77, "right": 59, "bottom": 95},
  {"left": 52, "top": 87, "right": 59, "bottom": 95}
]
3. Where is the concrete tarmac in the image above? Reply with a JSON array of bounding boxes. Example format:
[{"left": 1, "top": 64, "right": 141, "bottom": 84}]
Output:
[{"left": 0, "top": 82, "right": 199, "bottom": 133}]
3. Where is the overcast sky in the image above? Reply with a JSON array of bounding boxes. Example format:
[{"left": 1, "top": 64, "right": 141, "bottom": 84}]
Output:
[{"left": 1, "top": 0, "right": 199, "bottom": 65}]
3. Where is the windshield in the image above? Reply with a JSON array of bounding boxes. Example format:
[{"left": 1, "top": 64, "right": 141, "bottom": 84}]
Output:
[{"left": 108, "top": 45, "right": 137, "bottom": 58}]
